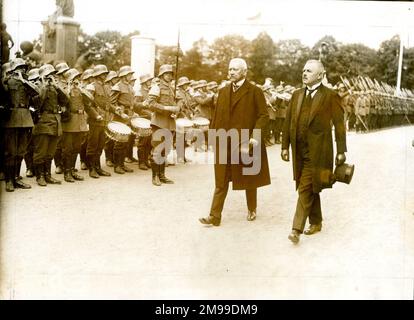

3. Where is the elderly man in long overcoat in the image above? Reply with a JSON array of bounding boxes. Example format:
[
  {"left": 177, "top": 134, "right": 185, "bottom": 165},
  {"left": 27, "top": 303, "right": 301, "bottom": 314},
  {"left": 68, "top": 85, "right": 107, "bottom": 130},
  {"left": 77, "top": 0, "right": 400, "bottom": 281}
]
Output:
[
  {"left": 199, "top": 58, "right": 271, "bottom": 226},
  {"left": 281, "top": 59, "right": 347, "bottom": 244}
]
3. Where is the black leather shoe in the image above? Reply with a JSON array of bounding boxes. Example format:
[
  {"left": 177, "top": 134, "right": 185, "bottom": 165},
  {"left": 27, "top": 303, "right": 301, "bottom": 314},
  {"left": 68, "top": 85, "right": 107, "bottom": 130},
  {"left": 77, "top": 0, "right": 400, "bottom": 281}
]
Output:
[
  {"left": 199, "top": 216, "right": 220, "bottom": 226},
  {"left": 89, "top": 168, "right": 100, "bottom": 179},
  {"left": 247, "top": 210, "right": 257, "bottom": 221},
  {"left": 14, "top": 179, "right": 32, "bottom": 189},
  {"left": 304, "top": 223, "right": 322, "bottom": 235},
  {"left": 114, "top": 166, "right": 125, "bottom": 174},
  {"left": 159, "top": 175, "right": 174, "bottom": 184},
  {"left": 288, "top": 230, "right": 300, "bottom": 244}
]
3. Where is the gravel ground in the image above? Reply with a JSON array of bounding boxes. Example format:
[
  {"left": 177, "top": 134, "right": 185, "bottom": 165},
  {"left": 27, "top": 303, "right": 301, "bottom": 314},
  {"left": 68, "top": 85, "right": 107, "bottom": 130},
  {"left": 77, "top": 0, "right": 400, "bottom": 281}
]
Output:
[{"left": 1, "top": 125, "right": 413, "bottom": 299}]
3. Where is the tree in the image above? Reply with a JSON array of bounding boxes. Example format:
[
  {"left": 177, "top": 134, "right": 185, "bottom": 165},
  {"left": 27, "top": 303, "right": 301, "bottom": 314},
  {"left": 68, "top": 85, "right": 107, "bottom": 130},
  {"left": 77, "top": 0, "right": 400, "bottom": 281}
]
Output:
[
  {"left": 208, "top": 34, "right": 251, "bottom": 81},
  {"left": 375, "top": 35, "right": 401, "bottom": 86},
  {"left": 273, "top": 39, "right": 311, "bottom": 86},
  {"left": 248, "top": 32, "right": 277, "bottom": 84}
]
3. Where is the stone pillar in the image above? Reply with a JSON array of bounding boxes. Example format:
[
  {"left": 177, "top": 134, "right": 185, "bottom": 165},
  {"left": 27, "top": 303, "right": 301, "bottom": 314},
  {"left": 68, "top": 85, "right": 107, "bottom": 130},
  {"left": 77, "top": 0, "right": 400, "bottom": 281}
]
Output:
[
  {"left": 42, "top": 17, "right": 80, "bottom": 66},
  {"left": 130, "top": 36, "right": 156, "bottom": 93}
]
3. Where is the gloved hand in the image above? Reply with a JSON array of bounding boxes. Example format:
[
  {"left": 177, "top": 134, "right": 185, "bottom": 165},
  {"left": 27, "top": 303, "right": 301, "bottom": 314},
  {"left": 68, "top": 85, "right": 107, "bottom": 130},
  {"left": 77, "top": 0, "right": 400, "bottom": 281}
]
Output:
[
  {"left": 281, "top": 149, "right": 289, "bottom": 162},
  {"left": 335, "top": 153, "right": 346, "bottom": 166}
]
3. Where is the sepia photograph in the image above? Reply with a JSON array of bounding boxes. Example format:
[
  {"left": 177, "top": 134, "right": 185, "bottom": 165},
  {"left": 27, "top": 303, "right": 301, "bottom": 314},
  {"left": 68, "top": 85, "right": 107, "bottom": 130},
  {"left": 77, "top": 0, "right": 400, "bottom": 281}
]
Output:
[{"left": 0, "top": 0, "right": 413, "bottom": 300}]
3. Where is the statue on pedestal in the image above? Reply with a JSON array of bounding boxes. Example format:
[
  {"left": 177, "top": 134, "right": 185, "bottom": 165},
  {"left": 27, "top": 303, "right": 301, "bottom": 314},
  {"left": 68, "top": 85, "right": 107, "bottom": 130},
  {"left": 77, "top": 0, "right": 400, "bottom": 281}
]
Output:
[{"left": 46, "top": 0, "right": 75, "bottom": 38}]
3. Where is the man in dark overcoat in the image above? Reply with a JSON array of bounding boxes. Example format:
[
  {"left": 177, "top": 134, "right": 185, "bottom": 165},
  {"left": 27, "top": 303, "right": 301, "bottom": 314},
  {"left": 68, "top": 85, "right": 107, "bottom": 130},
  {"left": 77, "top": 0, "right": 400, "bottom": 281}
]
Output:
[
  {"left": 281, "top": 59, "right": 347, "bottom": 244},
  {"left": 199, "top": 58, "right": 271, "bottom": 226}
]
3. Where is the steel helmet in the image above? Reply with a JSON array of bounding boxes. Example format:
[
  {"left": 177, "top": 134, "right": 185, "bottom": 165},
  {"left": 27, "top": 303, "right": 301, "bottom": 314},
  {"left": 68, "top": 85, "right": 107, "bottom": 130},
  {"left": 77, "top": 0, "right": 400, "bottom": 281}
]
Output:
[
  {"left": 27, "top": 68, "right": 40, "bottom": 81},
  {"left": 55, "top": 62, "right": 70, "bottom": 75},
  {"left": 39, "top": 64, "right": 57, "bottom": 78},
  {"left": 207, "top": 81, "right": 218, "bottom": 90},
  {"left": 81, "top": 68, "right": 94, "bottom": 81},
  {"left": 140, "top": 73, "right": 154, "bottom": 84},
  {"left": 93, "top": 64, "right": 109, "bottom": 77},
  {"left": 118, "top": 66, "right": 134, "bottom": 78},
  {"left": 177, "top": 76, "right": 191, "bottom": 87},
  {"left": 158, "top": 64, "right": 173, "bottom": 77},
  {"left": 11, "top": 58, "right": 27, "bottom": 71},
  {"left": 194, "top": 80, "right": 208, "bottom": 90},
  {"left": 64, "top": 68, "right": 81, "bottom": 82},
  {"left": 105, "top": 71, "right": 119, "bottom": 83}
]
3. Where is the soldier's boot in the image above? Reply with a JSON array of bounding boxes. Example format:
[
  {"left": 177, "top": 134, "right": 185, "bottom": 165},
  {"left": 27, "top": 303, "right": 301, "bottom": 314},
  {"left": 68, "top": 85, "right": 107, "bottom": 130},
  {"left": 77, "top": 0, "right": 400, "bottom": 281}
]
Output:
[
  {"left": 5, "top": 166, "right": 15, "bottom": 192},
  {"left": 14, "top": 161, "right": 31, "bottom": 189},
  {"left": 95, "top": 157, "right": 111, "bottom": 177},
  {"left": 35, "top": 164, "right": 47, "bottom": 187},
  {"left": 138, "top": 149, "right": 148, "bottom": 171},
  {"left": 106, "top": 159, "right": 114, "bottom": 167},
  {"left": 151, "top": 163, "right": 162, "bottom": 187},
  {"left": 44, "top": 161, "right": 62, "bottom": 185},
  {"left": 159, "top": 163, "right": 174, "bottom": 184},
  {"left": 64, "top": 169, "right": 75, "bottom": 183},
  {"left": 87, "top": 156, "right": 99, "bottom": 178},
  {"left": 114, "top": 153, "right": 125, "bottom": 174},
  {"left": 81, "top": 161, "right": 88, "bottom": 170}
]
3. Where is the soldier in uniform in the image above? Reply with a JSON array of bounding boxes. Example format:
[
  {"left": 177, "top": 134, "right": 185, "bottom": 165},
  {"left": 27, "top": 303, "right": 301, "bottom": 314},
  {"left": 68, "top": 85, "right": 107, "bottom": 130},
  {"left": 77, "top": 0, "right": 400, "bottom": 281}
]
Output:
[
  {"left": 110, "top": 66, "right": 135, "bottom": 174},
  {"left": 135, "top": 73, "right": 154, "bottom": 170},
  {"left": 124, "top": 74, "right": 139, "bottom": 164},
  {"left": 24, "top": 68, "right": 42, "bottom": 178},
  {"left": 85, "top": 65, "right": 115, "bottom": 178},
  {"left": 147, "top": 64, "right": 179, "bottom": 186},
  {"left": 79, "top": 68, "right": 95, "bottom": 171},
  {"left": 59, "top": 68, "right": 89, "bottom": 182},
  {"left": 2, "top": 58, "right": 38, "bottom": 192},
  {"left": 0, "top": 62, "right": 13, "bottom": 182},
  {"left": 52, "top": 62, "right": 70, "bottom": 175},
  {"left": 32, "top": 64, "right": 68, "bottom": 186},
  {"left": 176, "top": 76, "right": 197, "bottom": 163},
  {"left": 103, "top": 70, "right": 120, "bottom": 167},
  {"left": 262, "top": 83, "right": 277, "bottom": 146}
]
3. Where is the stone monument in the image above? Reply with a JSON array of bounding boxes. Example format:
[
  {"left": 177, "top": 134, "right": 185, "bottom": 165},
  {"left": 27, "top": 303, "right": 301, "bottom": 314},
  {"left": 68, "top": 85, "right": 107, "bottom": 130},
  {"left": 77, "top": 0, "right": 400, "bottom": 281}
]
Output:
[{"left": 41, "top": 0, "right": 79, "bottom": 66}]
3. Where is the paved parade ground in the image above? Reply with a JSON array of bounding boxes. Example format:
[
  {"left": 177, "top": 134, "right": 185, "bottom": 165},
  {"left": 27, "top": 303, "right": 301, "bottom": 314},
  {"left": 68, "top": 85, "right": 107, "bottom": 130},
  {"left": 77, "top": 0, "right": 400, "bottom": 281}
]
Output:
[{"left": 1, "top": 126, "right": 413, "bottom": 300}]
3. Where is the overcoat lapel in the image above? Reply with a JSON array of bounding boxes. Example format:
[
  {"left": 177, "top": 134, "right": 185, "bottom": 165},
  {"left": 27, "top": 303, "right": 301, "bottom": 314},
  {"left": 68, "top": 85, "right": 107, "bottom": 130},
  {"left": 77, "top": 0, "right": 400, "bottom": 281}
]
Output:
[
  {"left": 231, "top": 81, "right": 250, "bottom": 111},
  {"left": 294, "top": 88, "right": 306, "bottom": 123}
]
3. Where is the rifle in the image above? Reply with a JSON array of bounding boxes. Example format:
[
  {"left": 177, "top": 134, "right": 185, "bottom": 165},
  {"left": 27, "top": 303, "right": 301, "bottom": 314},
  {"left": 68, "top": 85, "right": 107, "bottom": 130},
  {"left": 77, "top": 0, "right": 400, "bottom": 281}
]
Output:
[{"left": 174, "top": 28, "right": 181, "bottom": 100}]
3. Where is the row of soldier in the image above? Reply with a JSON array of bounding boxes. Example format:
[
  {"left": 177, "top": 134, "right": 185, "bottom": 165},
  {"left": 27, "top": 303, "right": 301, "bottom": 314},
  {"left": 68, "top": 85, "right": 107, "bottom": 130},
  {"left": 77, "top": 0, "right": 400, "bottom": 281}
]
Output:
[
  {"left": 337, "top": 83, "right": 414, "bottom": 132},
  {"left": 0, "top": 59, "right": 246, "bottom": 191}
]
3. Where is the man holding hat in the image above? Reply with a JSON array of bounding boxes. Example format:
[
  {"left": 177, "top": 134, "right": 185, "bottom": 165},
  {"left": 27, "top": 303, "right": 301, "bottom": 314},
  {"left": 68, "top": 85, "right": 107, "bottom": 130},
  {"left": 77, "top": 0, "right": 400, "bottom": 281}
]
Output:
[{"left": 281, "top": 60, "right": 347, "bottom": 244}]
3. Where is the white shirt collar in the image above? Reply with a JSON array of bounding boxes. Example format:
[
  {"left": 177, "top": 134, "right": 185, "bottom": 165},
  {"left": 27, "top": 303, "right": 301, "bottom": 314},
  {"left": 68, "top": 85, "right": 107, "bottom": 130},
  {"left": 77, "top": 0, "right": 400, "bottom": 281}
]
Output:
[
  {"left": 233, "top": 78, "right": 245, "bottom": 91},
  {"left": 306, "top": 81, "right": 322, "bottom": 97}
]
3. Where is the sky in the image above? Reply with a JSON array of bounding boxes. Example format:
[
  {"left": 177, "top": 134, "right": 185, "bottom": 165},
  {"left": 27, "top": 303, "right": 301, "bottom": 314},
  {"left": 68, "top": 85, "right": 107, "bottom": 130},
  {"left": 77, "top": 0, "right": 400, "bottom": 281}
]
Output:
[{"left": 3, "top": 0, "right": 414, "bottom": 57}]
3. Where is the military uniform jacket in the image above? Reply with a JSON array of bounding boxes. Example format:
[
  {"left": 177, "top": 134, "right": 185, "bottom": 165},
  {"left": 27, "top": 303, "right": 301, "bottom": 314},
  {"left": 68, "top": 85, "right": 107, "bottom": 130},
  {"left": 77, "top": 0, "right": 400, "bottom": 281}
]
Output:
[
  {"left": 32, "top": 82, "right": 68, "bottom": 136},
  {"left": 176, "top": 88, "right": 196, "bottom": 118},
  {"left": 147, "top": 79, "right": 177, "bottom": 130},
  {"left": 4, "top": 76, "right": 35, "bottom": 128},
  {"left": 193, "top": 90, "right": 213, "bottom": 120},
  {"left": 62, "top": 86, "right": 89, "bottom": 133},
  {"left": 85, "top": 81, "right": 116, "bottom": 126},
  {"left": 111, "top": 80, "right": 136, "bottom": 123}
]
